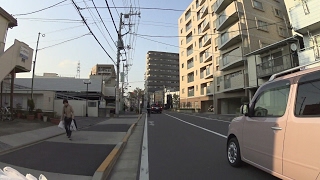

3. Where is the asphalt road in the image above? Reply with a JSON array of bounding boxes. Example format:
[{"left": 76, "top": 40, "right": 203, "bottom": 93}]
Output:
[{"left": 146, "top": 112, "right": 280, "bottom": 180}]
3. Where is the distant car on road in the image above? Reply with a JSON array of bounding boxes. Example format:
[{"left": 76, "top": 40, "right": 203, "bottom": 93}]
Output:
[
  {"left": 151, "top": 104, "right": 162, "bottom": 113},
  {"left": 106, "top": 103, "right": 115, "bottom": 114}
]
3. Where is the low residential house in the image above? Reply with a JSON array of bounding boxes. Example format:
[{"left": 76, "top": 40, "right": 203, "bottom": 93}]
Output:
[{"left": 246, "top": 35, "right": 304, "bottom": 98}]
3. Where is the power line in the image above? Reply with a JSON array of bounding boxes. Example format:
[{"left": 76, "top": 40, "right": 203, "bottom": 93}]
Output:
[
  {"left": 71, "top": 0, "right": 116, "bottom": 65},
  {"left": 131, "top": 20, "right": 286, "bottom": 38},
  {"left": 83, "top": 0, "right": 116, "bottom": 54},
  {"left": 105, "top": 0, "right": 119, "bottom": 34},
  {"left": 13, "top": 0, "right": 68, "bottom": 16},
  {"left": 92, "top": 0, "right": 116, "bottom": 45},
  {"left": 38, "top": 33, "right": 90, "bottom": 50}
]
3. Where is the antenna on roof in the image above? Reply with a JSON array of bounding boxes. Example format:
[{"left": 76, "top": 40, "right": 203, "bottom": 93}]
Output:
[{"left": 76, "top": 61, "right": 80, "bottom": 79}]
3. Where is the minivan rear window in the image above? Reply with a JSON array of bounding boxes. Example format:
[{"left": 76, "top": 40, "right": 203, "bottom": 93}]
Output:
[{"left": 295, "top": 71, "right": 320, "bottom": 117}]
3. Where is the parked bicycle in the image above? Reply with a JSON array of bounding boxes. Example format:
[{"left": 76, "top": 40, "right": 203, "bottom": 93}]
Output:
[{"left": 0, "top": 106, "right": 14, "bottom": 121}]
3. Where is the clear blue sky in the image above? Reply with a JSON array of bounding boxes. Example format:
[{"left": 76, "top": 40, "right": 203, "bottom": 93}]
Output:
[{"left": 1, "top": 0, "right": 191, "bottom": 92}]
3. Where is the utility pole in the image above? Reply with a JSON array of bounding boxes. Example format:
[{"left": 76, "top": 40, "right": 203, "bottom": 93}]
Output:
[
  {"left": 31, "top": 32, "right": 44, "bottom": 100},
  {"left": 115, "top": 12, "right": 140, "bottom": 117},
  {"left": 115, "top": 13, "right": 123, "bottom": 117}
]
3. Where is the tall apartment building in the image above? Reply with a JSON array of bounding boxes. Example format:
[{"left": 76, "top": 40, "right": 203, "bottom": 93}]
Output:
[
  {"left": 145, "top": 51, "right": 179, "bottom": 94},
  {"left": 179, "top": 0, "right": 291, "bottom": 114},
  {"left": 286, "top": 0, "right": 320, "bottom": 67}
]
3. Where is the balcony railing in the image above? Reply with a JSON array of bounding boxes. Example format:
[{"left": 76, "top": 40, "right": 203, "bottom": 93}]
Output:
[
  {"left": 187, "top": 49, "right": 193, "bottom": 56},
  {"left": 188, "top": 76, "right": 194, "bottom": 83},
  {"left": 200, "top": 6, "right": 208, "bottom": 19},
  {"left": 186, "top": 35, "right": 193, "bottom": 44},
  {"left": 200, "top": 71, "right": 204, "bottom": 79},
  {"left": 298, "top": 45, "right": 320, "bottom": 66},
  {"left": 213, "top": 0, "right": 234, "bottom": 14},
  {"left": 289, "top": 0, "right": 320, "bottom": 34},
  {"left": 186, "top": 24, "right": 192, "bottom": 32},
  {"left": 223, "top": 70, "right": 245, "bottom": 92},
  {"left": 202, "top": 20, "right": 210, "bottom": 33},
  {"left": 216, "top": 2, "right": 242, "bottom": 31},
  {"left": 220, "top": 47, "right": 247, "bottom": 71},
  {"left": 256, "top": 54, "right": 295, "bottom": 78},
  {"left": 206, "top": 83, "right": 214, "bottom": 95},
  {"left": 203, "top": 50, "right": 212, "bottom": 63},
  {"left": 188, "top": 90, "right": 195, "bottom": 97},
  {"left": 187, "top": 61, "right": 194, "bottom": 69},
  {"left": 218, "top": 23, "right": 245, "bottom": 50}
]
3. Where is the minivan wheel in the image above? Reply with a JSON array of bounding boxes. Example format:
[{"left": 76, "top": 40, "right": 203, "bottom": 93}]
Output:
[{"left": 227, "top": 137, "right": 242, "bottom": 167}]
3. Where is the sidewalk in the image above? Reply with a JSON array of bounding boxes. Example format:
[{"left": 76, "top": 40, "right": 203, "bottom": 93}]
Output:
[{"left": 0, "top": 113, "right": 143, "bottom": 180}]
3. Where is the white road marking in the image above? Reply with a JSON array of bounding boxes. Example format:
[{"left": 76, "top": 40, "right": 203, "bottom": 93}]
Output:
[
  {"left": 149, "top": 121, "right": 155, "bottom": 126},
  {"left": 139, "top": 114, "right": 149, "bottom": 180},
  {"left": 180, "top": 113, "right": 231, "bottom": 123},
  {"left": 165, "top": 113, "right": 227, "bottom": 139}
]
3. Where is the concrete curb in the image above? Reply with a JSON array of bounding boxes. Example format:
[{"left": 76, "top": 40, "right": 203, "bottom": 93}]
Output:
[{"left": 92, "top": 113, "right": 144, "bottom": 180}]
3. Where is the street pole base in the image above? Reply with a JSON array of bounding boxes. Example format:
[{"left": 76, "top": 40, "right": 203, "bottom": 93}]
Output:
[{"left": 86, "top": 114, "right": 88, "bottom": 117}]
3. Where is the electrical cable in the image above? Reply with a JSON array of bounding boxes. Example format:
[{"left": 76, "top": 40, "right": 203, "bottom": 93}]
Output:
[
  {"left": 13, "top": 0, "right": 68, "bottom": 16},
  {"left": 104, "top": 0, "right": 119, "bottom": 34},
  {"left": 38, "top": 33, "right": 90, "bottom": 50},
  {"left": 71, "top": 0, "right": 116, "bottom": 65}
]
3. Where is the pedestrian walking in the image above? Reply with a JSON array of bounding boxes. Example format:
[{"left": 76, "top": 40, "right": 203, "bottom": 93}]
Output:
[
  {"left": 147, "top": 102, "right": 151, "bottom": 117},
  {"left": 61, "top": 99, "right": 74, "bottom": 139}
]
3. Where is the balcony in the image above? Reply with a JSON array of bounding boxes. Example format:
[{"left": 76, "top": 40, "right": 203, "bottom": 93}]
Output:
[
  {"left": 202, "top": 20, "right": 210, "bottom": 33},
  {"left": 221, "top": 70, "right": 245, "bottom": 92},
  {"left": 289, "top": 0, "right": 320, "bottom": 34},
  {"left": 206, "top": 83, "right": 214, "bottom": 95},
  {"left": 200, "top": 6, "right": 209, "bottom": 19},
  {"left": 213, "top": 0, "right": 234, "bottom": 14},
  {"left": 298, "top": 45, "right": 320, "bottom": 66},
  {"left": 203, "top": 50, "right": 212, "bottom": 63},
  {"left": 205, "top": 67, "right": 213, "bottom": 79},
  {"left": 186, "top": 35, "right": 192, "bottom": 44},
  {"left": 188, "top": 89, "right": 195, "bottom": 97},
  {"left": 256, "top": 54, "right": 295, "bottom": 78},
  {"left": 218, "top": 23, "right": 246, "bottom": 50},
  {"left": 200, "top": 0, "right": 206, "bottom": 6},
  {"left": 216, "top": 2, "right": 243, "bottom": 31},
  {"left": 188, "top": 76, "right": 194, "bottom": 83},
  {"left": 200, "top": 71, "right": 204, "bottom": 79},
  {"left": 203, "top": 34, "right": 211, "bottom": 47},
  {"left": 220, "top": 47, "right": 246, "bottom": 71}
]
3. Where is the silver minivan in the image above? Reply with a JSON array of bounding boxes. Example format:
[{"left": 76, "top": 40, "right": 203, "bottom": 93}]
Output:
[{"left": 227, "top": 65, "right": 320, "bottom": 180}]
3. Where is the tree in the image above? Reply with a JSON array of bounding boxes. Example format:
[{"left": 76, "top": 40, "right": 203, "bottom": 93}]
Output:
[
  {"left": 172, "top": 94, "right": 180, "bottom": 109},
  {"left": 127, "top": 87, "right": 144, "bottom": 108}
]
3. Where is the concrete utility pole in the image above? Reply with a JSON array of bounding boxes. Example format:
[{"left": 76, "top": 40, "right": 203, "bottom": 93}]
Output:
[
  {"left": 31, "top": 32, "right": 44, "bottom": 100},
  {"left": 115, "top": 12, "right": 140, "bottom": 117}
]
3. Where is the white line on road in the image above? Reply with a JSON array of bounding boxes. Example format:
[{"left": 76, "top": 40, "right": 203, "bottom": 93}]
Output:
[
  {"left": 165, "top": 113, "right": 227, "bottom": 139},
  {"left": 139, "top": 114, "right": 149, "bottom": 180},
  {"left": 180, "top": 113, "right": 231, "bottom": 123}
]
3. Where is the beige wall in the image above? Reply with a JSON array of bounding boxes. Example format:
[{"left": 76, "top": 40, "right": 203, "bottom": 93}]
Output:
[
  {"left": 54, "top": 99, "right": 99, "bottom": 117},
  {"left": 0, "top": 16, "right": 9, "bottom": 53},
  {"left": 179, "top": 0, "right": 290, "bottom": 113},
  {"left": 0, "top": 39, "right": 33, "bottom": 82}
]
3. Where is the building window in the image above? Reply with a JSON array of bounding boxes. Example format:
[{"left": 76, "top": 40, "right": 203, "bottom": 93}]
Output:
[
  {"left": 182, "top": 76, "right": 184, "bottom": 81},
  {"left": 181, "top": 40, "right": 183, "bottom": 45},
  {"left": 252, "top": 0, "right": 263, "bottom": 10},
  {"left": 180, "top": 18, "right": 182, "bottom": 23},
  {"left": 278, "top": 26, "right": 286, "bottom": 37},
  {"left": 182, "top": 88, "right": 185, "bottom": 94},
  {"left": 182, "top": 63, "right": 184, "bottom": 68},
  {"left": 274, "top": 8, "right": 283, "bottom": 18},
  {"left": 256, "top": 19, "right": 268, "bottom": 31}
]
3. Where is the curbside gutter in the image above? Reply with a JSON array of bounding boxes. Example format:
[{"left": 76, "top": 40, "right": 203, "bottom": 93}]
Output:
[{"left": 92, "top": 113, "right": 144, "bottom": 180}]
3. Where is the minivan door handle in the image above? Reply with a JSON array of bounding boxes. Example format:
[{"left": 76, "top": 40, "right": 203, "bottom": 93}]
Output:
[{"left": 271, "top": 127, "right": 282, "bottom": 130}]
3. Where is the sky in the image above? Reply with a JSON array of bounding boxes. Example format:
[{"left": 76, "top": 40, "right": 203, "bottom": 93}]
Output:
[{"left": 1, "top": 0, "right": 191, "bottom": 92}]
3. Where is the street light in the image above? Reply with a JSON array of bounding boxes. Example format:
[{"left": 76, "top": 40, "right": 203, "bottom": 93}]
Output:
[{"left": 83, "top": 80, "right": 91, "bottom": 117}]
